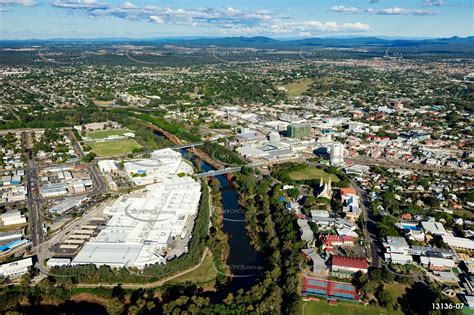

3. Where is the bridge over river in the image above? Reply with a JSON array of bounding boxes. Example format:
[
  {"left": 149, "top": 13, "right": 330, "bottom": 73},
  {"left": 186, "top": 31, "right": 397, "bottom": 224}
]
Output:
[{"left": 194, "top": 162, "right": 266, "bottom": 178}]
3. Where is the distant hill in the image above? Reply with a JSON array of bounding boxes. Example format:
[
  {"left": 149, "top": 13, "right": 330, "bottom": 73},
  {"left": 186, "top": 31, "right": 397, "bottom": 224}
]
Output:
[
  {"left": 1, "top": 35, "right": 473, "bottom": 53},
  {"left": 152, "top": 36, "right": 474, "bottom": 54}
]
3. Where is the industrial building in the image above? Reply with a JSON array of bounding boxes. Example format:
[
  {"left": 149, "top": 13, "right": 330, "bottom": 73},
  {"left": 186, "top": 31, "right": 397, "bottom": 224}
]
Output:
[
  {"left": 124, "top": 148, "right": 193, "bottom": 186},
  {"left": 47, "top": 258, "right": 71, "bottom": 267},
  {"left": 98, "top": 160, "right": 119, "bottom": 174},
  {"left": 0, "top": 210, "right": 26, "bottom": 226},
  {"left": 0, "top": 257, "right": 33, "bottom": 278},
  {"left": 72, "top": 149, "right": 201, "bottom": 269}
]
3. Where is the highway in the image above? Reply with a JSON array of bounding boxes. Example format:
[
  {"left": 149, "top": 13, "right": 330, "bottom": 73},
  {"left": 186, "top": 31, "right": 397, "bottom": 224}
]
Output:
[
  {"left": 22, "top": 132, "right": 44, "bottom": 248},
  {"left": 18, "top": 130, "right": 106, "bottom": 257}
]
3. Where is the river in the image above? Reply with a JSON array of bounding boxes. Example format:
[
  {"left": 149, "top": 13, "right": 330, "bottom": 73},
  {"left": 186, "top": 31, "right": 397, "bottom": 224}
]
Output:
[
  {"left": 155, "top": 131, "right": 264, "bottom": 291},
  {"left": 198, "top": 159, "right": 264, "bottom": 292}
]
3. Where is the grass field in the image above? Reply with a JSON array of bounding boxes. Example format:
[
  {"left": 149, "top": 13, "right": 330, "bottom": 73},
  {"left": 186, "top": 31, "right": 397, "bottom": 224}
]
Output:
[
  {"left": 384, "top": 283, "right": 409, "bottom": 303},
  {"left": 88, "top": 139, "right": 142, "bottom": 156},
  {"left": 289, "top": 167, "right": 340, "bottom": 182},
  {"left": 87, "top": 128, "right": 131, "bottom": 139},
  {"left": 281, "top": 78, "right": 312, "bottom": 97},
  {"left": 302, "top": 300, "right": 401, "bottom": 315},
  {"left": 169, "top": 251, "right": 217, "bottom": 286}
]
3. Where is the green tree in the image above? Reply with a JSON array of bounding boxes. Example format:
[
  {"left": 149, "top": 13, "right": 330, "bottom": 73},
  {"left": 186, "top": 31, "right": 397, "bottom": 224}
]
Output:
[
  {"left": 375, "top": 286, "right": 393, "bottom": 307},
  {"left": 106, "top": 297, "right": 124, "bottom": 315}
]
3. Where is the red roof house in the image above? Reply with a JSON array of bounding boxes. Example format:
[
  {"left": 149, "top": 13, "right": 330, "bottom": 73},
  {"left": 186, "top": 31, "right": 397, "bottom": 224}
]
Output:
[
  {"left": 331, "top": 256, "right": 368, "bottom": 274},
  {"left": 340, "top": 187, "right": 357, "bottom": 196},
  {"left": 320, "top": 235, "right": 355, "bottom": 251}
]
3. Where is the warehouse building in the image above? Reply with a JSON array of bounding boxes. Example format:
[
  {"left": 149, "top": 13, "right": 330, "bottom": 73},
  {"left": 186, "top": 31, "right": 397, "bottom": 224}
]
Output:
[
  {"left": 0, "top": 210, "right": 26, "bottom": 226},
  {"left": 73, "top": 149, "right": 201, "bottom": 269},
  {"left": 0, "top": 257, "right": 33, "bottom": 278}
]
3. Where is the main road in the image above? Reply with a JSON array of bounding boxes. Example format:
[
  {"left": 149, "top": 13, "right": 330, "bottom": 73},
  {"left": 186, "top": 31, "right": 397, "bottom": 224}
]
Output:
[{"left": 22, "top": 132, "right": 44, "bottom": 248}]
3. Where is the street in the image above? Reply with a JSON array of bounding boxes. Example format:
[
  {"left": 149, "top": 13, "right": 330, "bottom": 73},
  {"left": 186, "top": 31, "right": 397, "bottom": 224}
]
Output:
[{"left": 22, "top": 132, "right": 44, "bottom": 249}]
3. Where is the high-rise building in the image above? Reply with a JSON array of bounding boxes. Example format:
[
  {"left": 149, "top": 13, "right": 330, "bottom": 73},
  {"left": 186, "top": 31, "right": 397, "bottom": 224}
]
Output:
[
  {"left": 287, "top": 123, "right": 311, "bottom": 139},
  {"left": 268, "top": 131, "right": 281, "bottom": 142},
  {"left": 330, "top": 142, "right": 344, "bottom": 166}
]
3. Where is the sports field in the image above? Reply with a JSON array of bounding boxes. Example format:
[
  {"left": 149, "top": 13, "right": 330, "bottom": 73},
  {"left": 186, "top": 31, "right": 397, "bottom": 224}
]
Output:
[
  {"left": 289, "top": 167, "right": 339, "bottom": 182},
  {"left": 88, "top": 139, "right": 142, "bottom": 156},
  {"left": 86, "top": 128, "right": 131, "bottom": 139}
]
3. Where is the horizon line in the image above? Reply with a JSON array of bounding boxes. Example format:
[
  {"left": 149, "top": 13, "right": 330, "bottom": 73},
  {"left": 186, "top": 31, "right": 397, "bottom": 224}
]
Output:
[{"left": 1, "top": 34, "right": 473, "bottom": 42}]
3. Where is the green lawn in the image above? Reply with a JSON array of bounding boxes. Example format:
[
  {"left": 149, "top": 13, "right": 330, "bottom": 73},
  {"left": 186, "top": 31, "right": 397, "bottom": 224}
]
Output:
[
  {"left": 384, "top": 283, "right": 408, "bottom": 302},
  {"left": 169, "top": 251, "right": 217, "bottom": 286},
  {"left": 281, "top": 78, "right": 312, "bottom": 97},
  {"left": 87, "top": 128, "right": 131, "bottom": 139},
  {"left": 88, "top": 139, "right": 142, "bottom": 156},
  {"left": 289, "top": 167, "right": 340, "bottom": 182},
  {"left": 302, "top": 300, "right": 401, "bottom": 315}
]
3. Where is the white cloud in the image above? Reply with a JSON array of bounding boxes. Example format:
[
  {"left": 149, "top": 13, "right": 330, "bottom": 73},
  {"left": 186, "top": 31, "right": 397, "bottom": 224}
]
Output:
[
  {"left": 121, "top": 2, "right": 136, "bottom": 9},
  {"left": 0, "top": 0, "right": 35, "bottom": 7},
  {"left": 422, "top": 0, "right": 445, "bottom": 6},
  {"left": 46, "top": 2, "right": 371, "bottom": 36},
  {"left": 329, "top": 5, "right": 437, "bottom": 16},
  {"left": 149, "top": 15, "right": 164, "bottom": 24},
  {"left": 378, "top": 7, "right": 437, "bottom": 15},
  {"left": 50, "top": 0, "right": 109, "bottom": 10},
  {"left": 330, "top": 5, "right": 361, "bottom": 14}
]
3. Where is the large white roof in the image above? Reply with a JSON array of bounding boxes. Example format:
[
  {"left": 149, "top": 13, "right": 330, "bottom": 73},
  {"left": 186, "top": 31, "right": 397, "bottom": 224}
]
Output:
[{"left": 73, "top": 150, "right": 201, "bottom": 269}]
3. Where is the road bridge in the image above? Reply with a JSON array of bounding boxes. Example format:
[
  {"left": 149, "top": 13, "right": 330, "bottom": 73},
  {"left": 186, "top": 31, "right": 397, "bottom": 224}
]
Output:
[{"left": 194, "top": 162, "right": 266, "bottom": 178}]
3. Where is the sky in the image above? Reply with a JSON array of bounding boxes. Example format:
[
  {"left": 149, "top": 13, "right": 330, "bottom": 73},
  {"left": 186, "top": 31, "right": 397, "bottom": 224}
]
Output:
[{"left": 0, "top": 0, "right": 473, "bottom": 39}]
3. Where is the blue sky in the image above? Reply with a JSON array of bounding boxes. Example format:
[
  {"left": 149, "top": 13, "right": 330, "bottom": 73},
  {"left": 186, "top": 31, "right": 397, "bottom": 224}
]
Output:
[{"left": 1, "top": 0, "right": 473, "bottom": 39}]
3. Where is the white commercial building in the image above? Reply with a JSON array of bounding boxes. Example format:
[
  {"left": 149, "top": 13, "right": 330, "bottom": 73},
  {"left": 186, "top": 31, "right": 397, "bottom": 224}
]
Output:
[
  {"left": 0, "top": 257, "right": 33, "bottom": 278},
  {"left": 124, "top": 148, "right": 193, "bottom": 186},
  {"left": 47, "top": 258, "right": 71, "bottom": 267},
  {"left": 0, "top": 210, "right": 26, "bottom": 226},
  {"left": 73, "top": 149, "right": 201, "bottom": 269},
  {"left": 98, "top": 160, "right": 119, "bottom": 174},
  {"left": 330, "top": 142, "right": 344, "bottom": 166}
]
